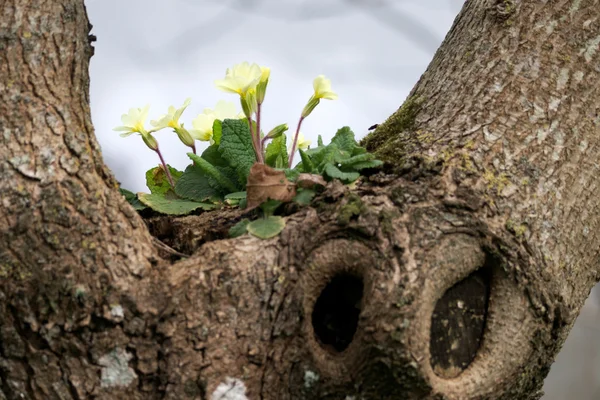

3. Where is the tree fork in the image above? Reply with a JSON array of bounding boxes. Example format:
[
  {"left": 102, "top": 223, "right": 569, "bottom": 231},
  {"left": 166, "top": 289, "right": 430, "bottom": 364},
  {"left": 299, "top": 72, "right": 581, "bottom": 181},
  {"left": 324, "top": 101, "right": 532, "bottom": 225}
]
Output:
[{"left": 1, "top": 0, "right": 599, "bottom": 399}]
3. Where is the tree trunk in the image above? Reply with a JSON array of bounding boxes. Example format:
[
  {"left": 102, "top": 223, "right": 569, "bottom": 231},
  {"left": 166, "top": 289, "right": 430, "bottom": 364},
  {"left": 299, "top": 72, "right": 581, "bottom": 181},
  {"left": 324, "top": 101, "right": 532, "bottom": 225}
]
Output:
[{"left": 1, "top": 0, "right": 599, "bottom": 399}]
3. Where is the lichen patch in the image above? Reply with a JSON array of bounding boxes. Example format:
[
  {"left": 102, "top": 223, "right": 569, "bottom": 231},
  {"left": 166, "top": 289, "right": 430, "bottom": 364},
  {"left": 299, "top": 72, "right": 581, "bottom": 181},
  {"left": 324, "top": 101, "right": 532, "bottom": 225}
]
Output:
[
  {"left": 211, "top": 377, "right": 248, "bottom": 400},
  {"left": 98, "top": 347, "right": 137, "bottom": 388}
]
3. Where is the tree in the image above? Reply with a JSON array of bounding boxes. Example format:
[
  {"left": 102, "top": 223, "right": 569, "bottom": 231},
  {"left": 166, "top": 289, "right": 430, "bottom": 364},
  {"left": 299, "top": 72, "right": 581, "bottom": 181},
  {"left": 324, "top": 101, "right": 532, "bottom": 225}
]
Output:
[{"left": 1, "top": 0, "right": 598, "bottom": 399}]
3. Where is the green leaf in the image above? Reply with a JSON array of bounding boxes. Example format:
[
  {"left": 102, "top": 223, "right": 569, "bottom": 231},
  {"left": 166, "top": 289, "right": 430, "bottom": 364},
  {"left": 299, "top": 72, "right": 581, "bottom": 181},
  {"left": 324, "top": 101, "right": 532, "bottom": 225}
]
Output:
[
  {"left": 214, "top": 166, "right": 243, "bottom": 191},
  {"left": 284, "top": 168, "right": 300, "bottom": 182},
  {"left": 174, "top": 165, "right": 222, "bottom": 202},
  {"left": 200, "top": 145, "right": 242, "bottom": 192},
  {"left": 219, "top": 118, "right": 257, "bottom": 185},
  {"left": 351, "top": 146, "right": 368, "bottom": 156},
  {"left": 349, "top": 159, "right": 384, "bottom": 170},
  {"left": 224, "top": 191, "right": 247, "bottom": 200},
  {"left": 294, "top": 189, "right": 316, "bottom": 205},
  {"left": 247, "top": 216, "right": 286, "bottom": 239},
  {"left": 307, "top": 143, "right": 339, "bottom": 172},
  {"left": 187, "top": 153, "right": 239, "bottom": 193},
  {"left": 334, "top": 152, "right": 372, "bottom": 165},
  {"left": 138, "top": 193, "right": 215, "bottom": 215},
  {"left": 119, "top": 188, "right": 147, "bottom": 211},
  {"left": 298, "top": 149, "right": 314, "bottom": 173},
  {"left": 323, "top": 163, "right": 360, "bottom": 183},
  {"left": 260, "top": 199, "right": 282, "bottom": 217},
  {"left": 145, "top": 165, "right": 182, "bottom": 195},
  {"left": 224, "top": 190, "right": 246, "bottom": 205},
  {"left": 265, "top": 135, "right": 288, "bottom": 169},
  {"left": 330, "top": 126, "right": 358, "bottom": 153},
  {"left": 201, "top": 144, "right": 228, "bottom": 167},
  {"left": 212, "top": 119, "right": 223, "bottom": 145},
  {"left": 317, "top": 135, "right": 324, "bottom": 147},
  {"left": 229, "top": 218, "right": 250, "bottom": 238}
]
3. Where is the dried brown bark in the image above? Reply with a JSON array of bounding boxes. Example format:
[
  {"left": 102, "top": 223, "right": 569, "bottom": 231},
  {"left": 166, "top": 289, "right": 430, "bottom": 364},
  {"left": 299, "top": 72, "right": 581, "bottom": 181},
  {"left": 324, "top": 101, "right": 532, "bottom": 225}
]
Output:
[{"left": 1, "top": 0, "right": 599, "bottom": 399}]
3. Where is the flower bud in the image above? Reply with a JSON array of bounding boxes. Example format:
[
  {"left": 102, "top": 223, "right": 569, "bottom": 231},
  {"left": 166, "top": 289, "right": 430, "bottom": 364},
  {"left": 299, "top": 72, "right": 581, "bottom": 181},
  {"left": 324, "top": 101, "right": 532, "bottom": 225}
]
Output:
[
  {"left": 246, "top": 89, "right": 257, "bottom": 114},
  {"left": 241, "top": 89, "right": 258, "bottom": 118},
  {"left": 175, "top": 125, "right": 195, "bottom": 148},
  {"left": 266, "top": 123, "right": 288, "bottom": 139},
  {"left": 240, "top": 96, "right": 252, "bottom": 118},
  {"left": 256, "top": 67, "right": 270, "bottom": 104},
  {"left": 141, "top": 133, "right": 159, "bottom": 151},
  {"left": 301, "top": 96, "right": 320, "bottom": 118}
]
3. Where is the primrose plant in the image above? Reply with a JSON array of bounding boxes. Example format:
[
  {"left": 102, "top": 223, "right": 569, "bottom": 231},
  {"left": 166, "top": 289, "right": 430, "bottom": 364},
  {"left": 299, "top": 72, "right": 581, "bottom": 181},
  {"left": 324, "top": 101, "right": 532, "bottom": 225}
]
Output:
[{"left": 116, "top": 62, "right": 382, "bottom": 239}]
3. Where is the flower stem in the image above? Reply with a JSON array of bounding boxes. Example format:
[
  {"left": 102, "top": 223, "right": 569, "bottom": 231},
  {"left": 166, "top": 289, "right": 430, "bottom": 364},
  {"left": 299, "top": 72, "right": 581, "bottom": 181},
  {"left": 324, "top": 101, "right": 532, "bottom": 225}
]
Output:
[
  {"left": 191, "top": 144, "right": 197, "bottom": 166},
  {"left": 155, "top": 147, "right": 175, "bottom": 188},
  {"left": 288, "top": 115, "right": 305, "bottom": 168},
  {"left": 248, "top": 116, "right": 264, "bottom": 164},
  {"left": 257, "top": 103, "right": 262, "bottom": 154},
  {"left": 261, "top": 135, "right": 270, "bottom": 148}
]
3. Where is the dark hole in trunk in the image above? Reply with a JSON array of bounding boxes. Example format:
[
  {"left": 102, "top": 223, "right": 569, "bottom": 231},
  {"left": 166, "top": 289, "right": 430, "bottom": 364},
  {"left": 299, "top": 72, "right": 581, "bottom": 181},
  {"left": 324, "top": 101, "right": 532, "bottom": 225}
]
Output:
[
  {"left": 430, "top": 266, "right": 492, "bottom": 378},
  {"left": 312, "top": 274, "right": 364, "bottom": 352}
]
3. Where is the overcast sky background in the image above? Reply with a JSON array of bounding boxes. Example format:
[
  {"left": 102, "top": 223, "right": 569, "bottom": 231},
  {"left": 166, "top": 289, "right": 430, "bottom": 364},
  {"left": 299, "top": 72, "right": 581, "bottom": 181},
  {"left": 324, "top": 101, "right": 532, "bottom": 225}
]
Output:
[{"left": 85, "top": 1, "right": 600, "bottom": 398}]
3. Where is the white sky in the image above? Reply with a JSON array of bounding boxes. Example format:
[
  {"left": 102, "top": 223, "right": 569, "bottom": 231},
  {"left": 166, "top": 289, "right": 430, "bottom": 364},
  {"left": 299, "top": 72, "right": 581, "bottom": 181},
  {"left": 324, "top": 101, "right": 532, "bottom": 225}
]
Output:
[{"left": 84, "top": 1, "right": 600, "bottom": 397}]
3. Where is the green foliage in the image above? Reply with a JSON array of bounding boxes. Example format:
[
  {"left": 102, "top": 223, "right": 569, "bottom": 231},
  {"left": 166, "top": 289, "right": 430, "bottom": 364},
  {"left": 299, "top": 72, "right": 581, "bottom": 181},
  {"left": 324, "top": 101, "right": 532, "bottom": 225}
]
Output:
[
  {"left": 265, "top": 135, "right": 288, "bottom": 168},
  {"left": 229, "top": 218, "right": 250, "bottom": 238},
  {"left": 298, "top": 149, "right": 314, "bottom": 173},
  {"left": 324, "top": 164, "right": 360, "bottom": 183},
  {"left": 201, "top": 144, "right": 228, "bottom": 166},
  {"left": 138, "top": 193, "right": 215, "bottom": 215},
  {"left": 129, "top": 124, "right": 381, "bottom": 231},
  {"left": 284, "top": 168, "right": 301, "bottom": 182},
  {"left": 146, "top": 165, "right": 183, "bottom": 195},
  {"left": 293, "top": 188, "right": 316, "bottom": 205},
  {"left": 187, "top": 153, "right": 239, "bottom": 193},
  {"left": 174, "top": 165, "right": 222, "bottom": 202},
  {"left": 212, "top": 119, "right": 223, "bottom": 145},
  {"left": 247, "top": 216, "right": 286, "bottom": 239},
  {"left": 330, "top": 126, "right": 357, "bottom": 153},
  {"left": 200, "top": 144, "right": 241, "bottom": 193},
  {"left": 119, "top": 188, "right": 147, "bottom": 211},
  {"left": 296, "top": 127, "right": 382, "bottom": 183},
  {"left": 260, "top": 199, "right": 283, "bottom": 217},
  {"left": 224, "top": 191, "right": 247, "bottom": 200},
  {"left": 224, "top": 191, "right": 247, "bottom": 206},
  {"left": 219, "top": 119, "right": 257, "bottom": 185}
]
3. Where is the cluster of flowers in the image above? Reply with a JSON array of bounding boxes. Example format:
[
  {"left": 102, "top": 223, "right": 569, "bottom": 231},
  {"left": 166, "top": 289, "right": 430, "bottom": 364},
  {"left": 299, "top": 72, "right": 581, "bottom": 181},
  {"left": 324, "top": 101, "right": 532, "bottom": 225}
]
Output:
[{"left": 113, "top": 62, "right": 337, "bottom": 187}]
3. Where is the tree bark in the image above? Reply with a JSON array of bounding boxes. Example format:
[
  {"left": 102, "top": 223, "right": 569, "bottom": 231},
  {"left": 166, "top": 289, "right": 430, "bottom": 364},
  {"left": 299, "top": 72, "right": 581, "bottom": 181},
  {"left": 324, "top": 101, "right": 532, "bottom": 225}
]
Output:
[{"left": 1, "top": 0, "right": 599, "bottom": 399}]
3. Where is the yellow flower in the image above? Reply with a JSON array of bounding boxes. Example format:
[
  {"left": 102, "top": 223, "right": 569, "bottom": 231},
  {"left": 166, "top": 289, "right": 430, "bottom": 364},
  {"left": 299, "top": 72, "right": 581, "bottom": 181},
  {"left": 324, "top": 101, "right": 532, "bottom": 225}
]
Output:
[
  {"left": 312, "top": 75, "right": 338, "bottom": 100},
  {"left": 260, "top": 66, "right": 270, "bottom": 83},
  {"left": 256, "top": 66, "right": 270, "bottom": 104},
  {"left": 150, "top": 98, "right": 191, "bottom": 131},
  {"left": 190, "top": 100, "right": 244, "bottom": 142},
  {"left": 215, "top": 62, "right": 262, "bottom": 96},
  {"left": 113, "top": 104, "right": 152, "bottom": 137},
  {"left": 297, "top": 132, "right": 312, "bottom": 150},
  {"left": 289, "top": 132, "right": 311, "bottom": 153}
]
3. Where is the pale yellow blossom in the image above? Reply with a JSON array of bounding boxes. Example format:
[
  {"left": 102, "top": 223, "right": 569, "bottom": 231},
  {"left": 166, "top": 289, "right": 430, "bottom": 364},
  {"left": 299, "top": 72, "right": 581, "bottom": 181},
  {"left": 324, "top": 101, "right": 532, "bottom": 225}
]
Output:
[
  {"left": 215, "top": 62, "right": 262, "bottom": 96},
  {"left": 289, "top": 132, "right": 311, "bottom": 153},
  {"left": 113, "top": 104, "right": 152, "bottom": 137},
  {"left": 190, "top": 100, "right": 244, "bottom": 142},
  {"left": 312, "top": 75, "right": 338, "bottom": 100},
  {"left": 150, "top": 98, "right": 191, "bottom": 131},
  {"left": 297, "top": 132, "right": 311, "bottom": 150}
]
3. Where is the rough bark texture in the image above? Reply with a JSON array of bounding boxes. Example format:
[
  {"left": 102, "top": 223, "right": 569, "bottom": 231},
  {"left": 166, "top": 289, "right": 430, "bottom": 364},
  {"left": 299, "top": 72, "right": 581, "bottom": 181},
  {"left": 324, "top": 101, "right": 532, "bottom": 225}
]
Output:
[{"left": 1, "top": 0, "right": 599, "bottom": 399}]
